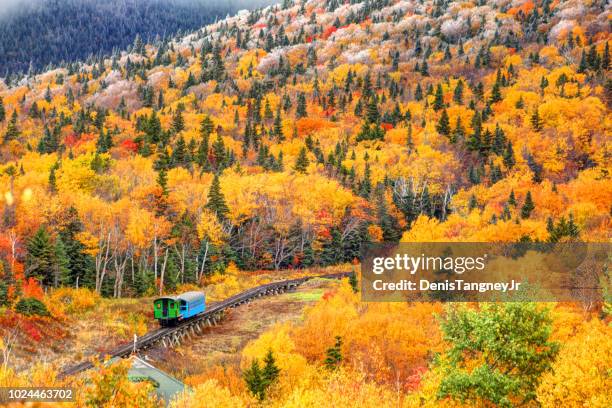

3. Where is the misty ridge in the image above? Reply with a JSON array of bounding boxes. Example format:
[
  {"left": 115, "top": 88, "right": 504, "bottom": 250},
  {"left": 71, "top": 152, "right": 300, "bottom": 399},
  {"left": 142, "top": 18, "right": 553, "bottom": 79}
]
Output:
[{"left": 0, "top": 0, "right": 275, "bottom": 75}]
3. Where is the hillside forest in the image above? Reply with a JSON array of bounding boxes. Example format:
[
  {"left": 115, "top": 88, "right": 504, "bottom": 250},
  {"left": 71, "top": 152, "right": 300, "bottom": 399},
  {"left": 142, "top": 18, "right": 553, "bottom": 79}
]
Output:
[
  {"left": 0, "top": 0, "right": 610, "bottom": 406},
  {"left": 0, "top": 0, "right": 275, "bottom": 75}
]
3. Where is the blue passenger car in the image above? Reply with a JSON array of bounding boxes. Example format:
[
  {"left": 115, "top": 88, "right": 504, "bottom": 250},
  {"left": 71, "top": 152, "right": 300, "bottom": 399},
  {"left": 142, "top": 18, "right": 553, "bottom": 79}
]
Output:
[
  {"left": 177, "top": 291, "right": 206, "bottom": 319},
  {"left": 154, "top": 291, "right": 206, "bottom": 326}
]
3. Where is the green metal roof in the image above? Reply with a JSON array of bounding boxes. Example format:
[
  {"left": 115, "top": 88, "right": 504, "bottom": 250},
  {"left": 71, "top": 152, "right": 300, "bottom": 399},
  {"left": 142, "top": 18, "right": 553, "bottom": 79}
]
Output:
[{"left": 107, "top": 355, "right": 186, "bottom": 405}]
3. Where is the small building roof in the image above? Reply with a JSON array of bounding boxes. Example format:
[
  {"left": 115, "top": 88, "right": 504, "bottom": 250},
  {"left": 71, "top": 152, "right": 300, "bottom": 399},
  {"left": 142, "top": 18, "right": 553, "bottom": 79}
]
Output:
[{"left": 127, "top": 355, "right": 185, "bottom": 404}]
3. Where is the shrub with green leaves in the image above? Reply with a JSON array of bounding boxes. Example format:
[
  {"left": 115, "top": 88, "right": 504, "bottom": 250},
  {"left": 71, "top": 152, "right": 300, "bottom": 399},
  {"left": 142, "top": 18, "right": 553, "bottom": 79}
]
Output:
[
  {"left": 15, "top": 297, "right": 50, "bottom": 317},
  {"left": 436, "top": 303, "right": 559, "bottom": 408}
]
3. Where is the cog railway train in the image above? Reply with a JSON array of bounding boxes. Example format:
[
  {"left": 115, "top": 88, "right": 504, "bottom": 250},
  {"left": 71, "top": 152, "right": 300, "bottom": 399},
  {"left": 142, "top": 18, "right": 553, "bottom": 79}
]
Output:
[{"left": 153, "top": 291, "right": 206, "bottom": 327}]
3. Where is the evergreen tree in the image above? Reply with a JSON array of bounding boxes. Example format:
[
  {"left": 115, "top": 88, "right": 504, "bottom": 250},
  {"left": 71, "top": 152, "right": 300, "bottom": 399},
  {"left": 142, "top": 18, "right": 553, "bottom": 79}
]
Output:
[
  {"left": 262, "top": 349, "right": 280, "bottom": 387},
  {"left": 0, "top": 96, "right": 5, "bottom": 122},
  {"left": 171, "top": 109, "right": 185, "bottom": 133},
  {"left": 530, "top": 107, "right": 542, "bottom": 131},
  {"left": 324, "top": 336, "right": 343, "bottom": 370},
  {"left": 349, "top": 271, "right": 358, "bottom": 293},
  {"left": 521, "top": 191, "right": 535, "bottom": 219},
  {"left": 157, "top": 168, "right": 169, "bottom": 196},
  {"left": 212, "top": 133, "right": 226, "bottom": 170},
  {"left": 200, "top": 115, "right": 215, "bottom": 136},
  {"left": 206, "top": 174, "right": 229, "bottom": 221},
  {"left": 567, "top": 213, "right": 579, "bottom": 238},
  {"left": 273, "top": 106, "right": 284, "bottom": 141},
  {"left": 26, "top": 226, "right": 57, "bottom": 287},
  {"left": 508, "top": 189, "right": 517, "bottom": 206},
  {"left": 243, "top": 350, "right": 280, "bottom": 401},
  {"left": 420, "top": 185, "right": 432, "bottom": 216},
  {"left": 294, "top": 146, "right": 310, "bottom": 173},
  {"left": 296, "top": 92, "right": 307, "bottom": 118},
  {"left": 468, "top": 194, "right": 478, "bottom": 211},
  {"left": 436, "top": 109, "right": 450, "bottom": 137},
  {"left": 503, "top": 141, "right": 515, "bottom": 169},
  {"left": 358, "top": 162, "right": 372, "bottom": 198},
  {"left": 171, "top": 135, "right": 188, "bottom": 168},
  {"left": 264, "top": 98, "right": 273, "bottom": 120},
  {"left": 243, "top": 360, "right": 265, "bottom": 401},
  {"left": 405, "top": 123, "right": 414, "bottom": 149},
  {"left": 366, "top": 97, "right": 379, "bottom": 124},
  {"left": 54, "top": 237, "right": 70, "bottom": 287},
  {"left": 58, "top": 207, "right": 94, "bottom": 288},
  {"left": 490, "top": 81, "right": 502, "bottom": 103},
  {"left": 376, "top": 189, "right": 401, "bottom": 241},
  {"left": 3, "top": 111, "right": 20, "bottom": 143},
  {"left": 501, "top": 203, "right": 511, "bottom": 221},
  {"left": 419, "top": 59, "right": 429, "bottom": 76},
  {"left": 453, "top": 80, "right": 464, "bottom": 105},
  {"left": 96, "top": 128, "right": 113, "bottom": 153},
  {"left": 433, "top": 83, "right": 444, "bottom": 111},
  {"left": 48, "top": 163, "right": 58, "bottom": 193},
  {"left": 414, "top": 83, "right": 423, "bottom": 101}
]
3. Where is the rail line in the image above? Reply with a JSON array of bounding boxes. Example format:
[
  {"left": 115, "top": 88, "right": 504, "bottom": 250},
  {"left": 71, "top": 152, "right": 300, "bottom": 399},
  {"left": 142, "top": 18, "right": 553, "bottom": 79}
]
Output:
[{"left": 59, "top": 271, "right": 353, "bottom": 378}]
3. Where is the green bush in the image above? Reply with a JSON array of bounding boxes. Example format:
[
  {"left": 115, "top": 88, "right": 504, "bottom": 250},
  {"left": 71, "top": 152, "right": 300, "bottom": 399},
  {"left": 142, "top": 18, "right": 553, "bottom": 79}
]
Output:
[{"left": 15, "top": 297, "right": 49, "bottom": 317}]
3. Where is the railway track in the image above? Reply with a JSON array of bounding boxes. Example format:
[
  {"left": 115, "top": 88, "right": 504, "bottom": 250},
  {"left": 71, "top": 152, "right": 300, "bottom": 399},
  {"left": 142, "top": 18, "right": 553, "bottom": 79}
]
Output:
[{"left": 59, "top": 271, "right": 353, "bottom": 378}]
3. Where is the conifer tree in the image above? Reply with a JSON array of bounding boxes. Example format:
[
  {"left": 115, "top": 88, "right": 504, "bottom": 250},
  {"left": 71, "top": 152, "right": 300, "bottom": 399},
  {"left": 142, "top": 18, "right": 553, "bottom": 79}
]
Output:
[
  {"left": 54, "top": 237, "right": 70, "bottom": 288},
  {"left": 433, "top": 83, "right": 444, "bottom": 111},
  {"left": 419, "top": 59, "right": 429, "bottom": 76},
  {"left": 453, "top": 80, "right": 464, "bottom": 105},
  {"left": 262, "top": 350, "right": 280, "bottom": 387},
  {"left": 349, "top": 272, "right": 358, "bottom": 293},
  {"left": 171, "top": 109, "right": 185, "bottom": 133},
  {"left": 296, "top": 92, "right": 307, "bottom": 118},
  {"left": 358, "top": 162, "right": 372, "bottom": 198},
  {"left": 243, "top": 360, "right": 265, "bottom": 400},
  {"left": 366, "top": 97, "right": 379, "bottom": 123},
  {"left": 451, "top": 116, "right": 464, "bottom": 144},
  {"left": 58, "top": 207, "right": 94, "bottom": 287},
  {"left": 26, "top": 226, "right": 57, "bottom": 287},
  {"left": 48, "top": 163, "right": 58, "bottom": 193},
  {"left": 420, "top": 185, "right": 432, "bottom": 216},
  {"left": 436, "top": 109, "right": 450, "bottom": 136},
  {"left": 324, "top": 336, "right": 343, "bottom": 370},
  {"left": 273, "top": 106, "right": 284, "bottom": 141},
  {"left": 503, "top": 141, "right": 515, "bottom": 169},
  {"left": 406, "top": 124, "right": 415, "bottom": 151},
  {"left": 521, "top": 191, "right": 535, "bottom": 219},
  {"left": 490, "top": 81, "right": 502, "bottom": 103},
  {"left": 212, "top": 134, "right": 226, "bottom": 170},
  {"left": 157, "top": 168, "right": 168, "bottom": 197},
  {"left": 171, "top": 135, "right": 188, "bottom": 168},
  {"left": 414, "top": 83, "right": 423, "bottom": 101},
  {"left": 206, "top": 174, "right": 229, "bottom": 221},
  {"left": 3, "top": 111, "right": 20, "bottom": 143},
  {"left": 508, "top": 189, "right": 517, "bottom": 206},
  {"left": 0, "top": 96, "right": 5, "bottom": 122},
  {"left": 294, "top": 146, "right": 309, "bottom": 173},
  {"left": 530, "top": 107, "right": 542, "bottom": 131}
]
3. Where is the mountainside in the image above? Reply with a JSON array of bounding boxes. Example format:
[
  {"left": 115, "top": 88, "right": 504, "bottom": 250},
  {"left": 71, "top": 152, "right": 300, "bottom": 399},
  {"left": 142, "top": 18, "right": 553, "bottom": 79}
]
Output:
[
  {"left": 0, "top": 0, "right": 611, "bottom": 406},
  {"left": 0, "top": 0, "right": 273, "bottom": 75},
  {"left": 0, "top": 0, "right": 610, "bottom": 292}
]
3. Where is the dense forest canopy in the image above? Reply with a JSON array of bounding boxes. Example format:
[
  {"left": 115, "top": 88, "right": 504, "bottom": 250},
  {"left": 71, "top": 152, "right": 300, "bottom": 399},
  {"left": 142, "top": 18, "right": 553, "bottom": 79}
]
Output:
[
  {"left": 0, "top": 0, "right": 609, "bottom": 298},
  {"left": 0, "top": 0, "right": 274, "bottom": 75}
]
